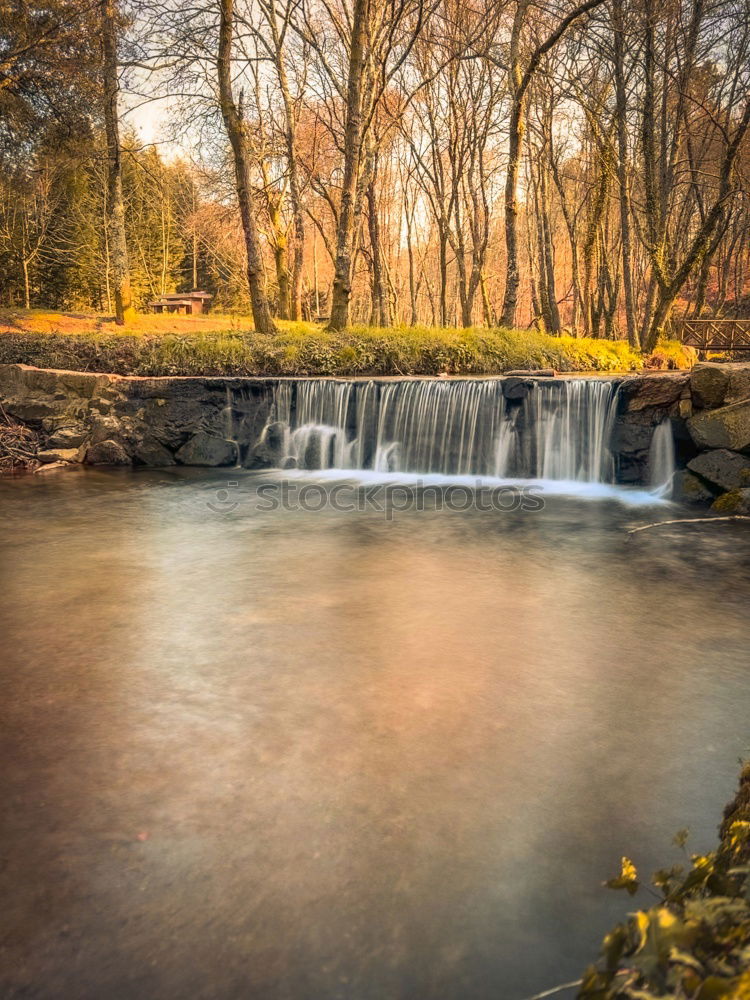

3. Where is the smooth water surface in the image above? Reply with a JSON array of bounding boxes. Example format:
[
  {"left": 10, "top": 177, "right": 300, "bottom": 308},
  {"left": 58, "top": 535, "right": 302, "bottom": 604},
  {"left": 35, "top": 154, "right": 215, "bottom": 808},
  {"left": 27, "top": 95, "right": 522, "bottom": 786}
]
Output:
[{"left": 1, "top": 468, "right": 749, "bottom": 1000}]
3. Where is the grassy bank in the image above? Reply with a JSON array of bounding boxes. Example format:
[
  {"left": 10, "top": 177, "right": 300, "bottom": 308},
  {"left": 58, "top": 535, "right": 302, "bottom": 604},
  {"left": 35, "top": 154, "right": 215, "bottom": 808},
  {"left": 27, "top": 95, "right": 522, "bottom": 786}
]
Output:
[{"left": 0, "top": 309, "right": 694, "bottom": 377}]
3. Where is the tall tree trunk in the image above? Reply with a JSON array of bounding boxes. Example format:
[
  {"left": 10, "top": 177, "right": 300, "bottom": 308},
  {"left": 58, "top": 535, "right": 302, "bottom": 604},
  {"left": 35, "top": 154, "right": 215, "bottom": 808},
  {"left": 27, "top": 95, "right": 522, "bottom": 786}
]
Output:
[
  {"left": 217, "top": 0, "right": 275, "bottom": 333},
  {"left": 22, "top": 257, "right": 30, "bottom": 310},
  {"left": 480, "top": 272, "right": 495, "bottom": 327},
  {"left": 525, "top": 205, "right": 543, "bottom": 327},
  {"left": 264, "top": 178, "right": 290, "bottom": 319},
  {"left": 405, "top": 204, "right": 418, "bottom": 325},
  {"left": 549, "top": 154, "right": 582, "bottom": 330},
  {"left": 265, "top": 0, "right": 305, "bottom": 321},
  {"left": 327, "top": 0, "right": 368, "bottom": 332},
  {"left": 366, "top": 163, "right": 390, "bottom": 327},
  {"left": 612, "top": 0, "right": 639, "bottom": 348},
  {"left": 438, "top": 225, "right": 449, "bottom": 327},
  {"left": 538, "top": 164, "right": 561, "bottom": 333},
  {"left": 501, "top": 98, "right": 523, "bottom": 328},
  {"left": 531, "top": 164, "right": 553, "bottom": 330},
  {"left": 101, "top": 0, "right": 134, "bottom": 325}
]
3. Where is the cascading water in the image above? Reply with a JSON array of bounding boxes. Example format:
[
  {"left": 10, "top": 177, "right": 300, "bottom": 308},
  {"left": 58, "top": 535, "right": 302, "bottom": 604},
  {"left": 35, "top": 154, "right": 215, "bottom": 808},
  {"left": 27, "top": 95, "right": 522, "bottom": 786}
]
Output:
[
  {"left": 648, "top": 419, "right": 676, "bottom": 498},
  {"left": 254, "top": 378, "right": 622, "bottom": 484}
]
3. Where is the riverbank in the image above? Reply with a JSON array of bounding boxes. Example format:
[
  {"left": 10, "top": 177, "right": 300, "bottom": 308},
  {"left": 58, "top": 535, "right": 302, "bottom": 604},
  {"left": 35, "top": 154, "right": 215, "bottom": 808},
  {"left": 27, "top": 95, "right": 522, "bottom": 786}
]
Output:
[{"left": 0, "top": 309, "right": 692, "bottom": 377}]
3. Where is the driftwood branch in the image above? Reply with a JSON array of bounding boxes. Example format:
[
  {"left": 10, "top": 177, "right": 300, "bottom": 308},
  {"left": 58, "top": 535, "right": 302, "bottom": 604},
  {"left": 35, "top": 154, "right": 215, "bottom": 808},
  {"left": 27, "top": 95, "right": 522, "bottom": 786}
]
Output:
[
  {"left": 628, "top": 516, "right": 750, "bottom": 535},
  {"left": 518, "top": 979, "right": 582, "bottom": 1000}
]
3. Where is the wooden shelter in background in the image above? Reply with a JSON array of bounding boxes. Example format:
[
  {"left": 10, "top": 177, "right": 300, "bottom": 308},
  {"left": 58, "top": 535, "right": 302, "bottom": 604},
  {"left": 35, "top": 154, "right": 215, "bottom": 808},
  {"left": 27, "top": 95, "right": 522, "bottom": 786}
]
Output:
[{"left": 149, "top": 291, "right": 213, "bottom": 315}]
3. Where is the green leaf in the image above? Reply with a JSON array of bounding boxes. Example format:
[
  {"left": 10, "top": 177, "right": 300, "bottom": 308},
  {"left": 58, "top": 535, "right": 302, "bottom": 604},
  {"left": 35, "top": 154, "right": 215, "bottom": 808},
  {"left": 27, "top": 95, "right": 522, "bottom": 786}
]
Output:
[
  {"left": 630, "top": 907, "right": 698, "bottom": 978},
  {"left": 696, "top": 977, "right": 742, "bottom": 1000},
  {"left": 602, "top": 924, "right": 628, "bottom": 972},
  {"left": 668, "top": 947, "right": 704, "bottom": 973},
  {"left": 653, "top": 865, "right": 685, "bottom": 896},
  {"left": 606, "top": 857, "right": 640, "bottom": 896}
]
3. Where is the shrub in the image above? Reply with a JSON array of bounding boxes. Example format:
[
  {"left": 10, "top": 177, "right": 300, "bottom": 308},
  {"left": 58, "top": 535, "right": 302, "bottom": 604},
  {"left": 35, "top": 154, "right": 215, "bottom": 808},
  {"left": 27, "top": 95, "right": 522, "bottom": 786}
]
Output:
[
  {"left": 645, "top": 339, "right": 698, "bottom": 370},
  {"left": 579, "top": 765, "right": 750, "bottom": 999}
]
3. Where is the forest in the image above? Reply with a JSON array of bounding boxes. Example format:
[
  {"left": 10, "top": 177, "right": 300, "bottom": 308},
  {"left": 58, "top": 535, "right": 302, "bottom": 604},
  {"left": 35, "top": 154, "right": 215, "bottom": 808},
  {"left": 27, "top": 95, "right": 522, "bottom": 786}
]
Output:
[{"left": 1, "top": 0, "right": 749, "bottom": 351}]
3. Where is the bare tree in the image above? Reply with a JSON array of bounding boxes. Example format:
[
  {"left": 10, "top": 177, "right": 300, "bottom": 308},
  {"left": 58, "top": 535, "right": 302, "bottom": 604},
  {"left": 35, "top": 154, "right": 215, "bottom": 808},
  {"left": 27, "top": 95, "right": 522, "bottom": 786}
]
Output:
[
  {"left": 102, "top": 0, "right": 135, "bottom": 323},
  {"left": 217, "top": 0, "right": 277, "bottom": 332}
]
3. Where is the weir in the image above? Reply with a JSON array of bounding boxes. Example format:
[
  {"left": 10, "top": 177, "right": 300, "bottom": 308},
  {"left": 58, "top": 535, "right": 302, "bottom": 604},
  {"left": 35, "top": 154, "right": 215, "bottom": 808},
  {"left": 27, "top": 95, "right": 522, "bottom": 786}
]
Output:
[{"left": 255, "top": 378, "right": 621, "bottom": 483}]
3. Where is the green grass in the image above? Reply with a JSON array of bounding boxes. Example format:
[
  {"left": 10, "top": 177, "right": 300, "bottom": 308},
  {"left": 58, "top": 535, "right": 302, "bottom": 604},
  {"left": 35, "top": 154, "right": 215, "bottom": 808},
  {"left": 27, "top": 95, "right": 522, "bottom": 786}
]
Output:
[{"left": 0, "top": 309, "right": 693, "bottom": 376}]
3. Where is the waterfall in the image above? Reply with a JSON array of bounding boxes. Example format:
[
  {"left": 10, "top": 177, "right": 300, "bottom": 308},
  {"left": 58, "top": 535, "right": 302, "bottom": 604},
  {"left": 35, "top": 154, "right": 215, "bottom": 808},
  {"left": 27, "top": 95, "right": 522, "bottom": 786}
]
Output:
[
  {"left": 251, "top": 378, "right": 621, "bottom": 484},
  {"left": 648, "top": 420, "right": 676, "bottom": 498}
]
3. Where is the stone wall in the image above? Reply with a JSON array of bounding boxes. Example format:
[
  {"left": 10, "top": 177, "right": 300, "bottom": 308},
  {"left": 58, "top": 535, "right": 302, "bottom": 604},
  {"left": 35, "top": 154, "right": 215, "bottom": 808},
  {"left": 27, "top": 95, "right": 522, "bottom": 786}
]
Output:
[
  {"left": 0, "top": 364, "right": 277, "bottom": 470},
  {"left": 681, "top": 363, "right": 750, "bottom": 511},
  {"left": 1, "top": 362, "right": 749, "bottom": 508},
  {"left": 613, "top": 363, "right": 750, "bottom": 509}
]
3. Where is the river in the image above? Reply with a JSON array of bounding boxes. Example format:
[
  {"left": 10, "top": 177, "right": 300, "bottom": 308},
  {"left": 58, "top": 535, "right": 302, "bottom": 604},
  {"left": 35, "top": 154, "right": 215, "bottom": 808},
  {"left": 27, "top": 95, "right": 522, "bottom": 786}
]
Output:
[{"left": 1, "top": 467, "right": 749, "bottom": 999}]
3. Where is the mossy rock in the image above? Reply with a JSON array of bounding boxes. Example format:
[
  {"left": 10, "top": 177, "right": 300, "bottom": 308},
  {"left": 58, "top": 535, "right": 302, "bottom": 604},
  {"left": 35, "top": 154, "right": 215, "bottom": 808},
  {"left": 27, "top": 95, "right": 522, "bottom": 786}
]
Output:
[{"left": 711, "top": 488, "right": 750, "bottom": 513}]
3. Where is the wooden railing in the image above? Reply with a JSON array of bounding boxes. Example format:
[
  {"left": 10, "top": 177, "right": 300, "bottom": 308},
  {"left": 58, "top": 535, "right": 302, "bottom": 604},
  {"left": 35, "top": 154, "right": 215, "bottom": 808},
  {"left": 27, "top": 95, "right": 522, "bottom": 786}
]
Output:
[{"left": 672, "top": 318, "right": 750, "bottom": 352}]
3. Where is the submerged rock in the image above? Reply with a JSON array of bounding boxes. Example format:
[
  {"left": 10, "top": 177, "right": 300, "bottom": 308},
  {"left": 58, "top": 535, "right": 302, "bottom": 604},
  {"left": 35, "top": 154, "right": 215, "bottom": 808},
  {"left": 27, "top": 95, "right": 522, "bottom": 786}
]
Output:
[
  {"left": 687, "top": 449, "right": 750, "bottom": 491},
  {"left": 175, "top": 432, "right": 237, "bottom": 467}
]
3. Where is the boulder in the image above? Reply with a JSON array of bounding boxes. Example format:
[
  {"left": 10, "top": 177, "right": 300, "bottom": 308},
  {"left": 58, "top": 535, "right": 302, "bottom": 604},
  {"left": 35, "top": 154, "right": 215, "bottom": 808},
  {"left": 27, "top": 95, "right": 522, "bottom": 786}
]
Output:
[
  {"left": 621, "top": 373, "right": 688, "bottom": 411},
  {"left": 175, "top": 432, "right": 237, "bottom": 467},
  {"left": 611, "top": 414, "right": 657, "bottom": 455},
  {"left": 724, "top": 364, "right": 750, "bottom": 405},
  {"left": 85, "top": 439, "right": 131, "bottom": 465},
  {"left": 46, "top": 425, "right": 88, "bottom": 448},
  {"left": 690, "top": 363, "right": 730, "bottom": 409},
  {"left": 247, "top": 420, "right": 287, "bottom": 467},
  {"left": 691, "top": 362, "right": 750, "bottom": 409},
  {"left": 687, "top": 399, "right": 750, "bottom": 452},
  {"left": 37, "top": 447, "right": 82, "bottom": 464},
  {"left": 502, "top": 377, "right": 534, "bottom": 401},
  {"left": 711, "top": 488, "right": 750, "bottom": 515},
  {"left": 678, "top": 396, "right": 693, "bottom": 419},
  {"left": 687, "top": 449, "right": 750, "bottom": 491},
  {"left": 133, "top": 438, "right": 176, "bottom": 467},
  {"left": 616, "top": 451, "right": 649, "bottom": 485},
  {"left": 673, "top": 470, "right": 715, "bottom": 504},
  {"left": 89, "top": 415, "right": 126, "bottom": 445}
]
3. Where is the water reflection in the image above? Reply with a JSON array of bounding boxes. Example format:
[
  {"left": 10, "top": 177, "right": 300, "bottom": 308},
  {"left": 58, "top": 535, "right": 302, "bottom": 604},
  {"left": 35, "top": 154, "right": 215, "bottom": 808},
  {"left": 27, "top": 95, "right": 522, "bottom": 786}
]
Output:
[{"left": 1, "top": 468, "right": 749, "bottom": 1000}]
